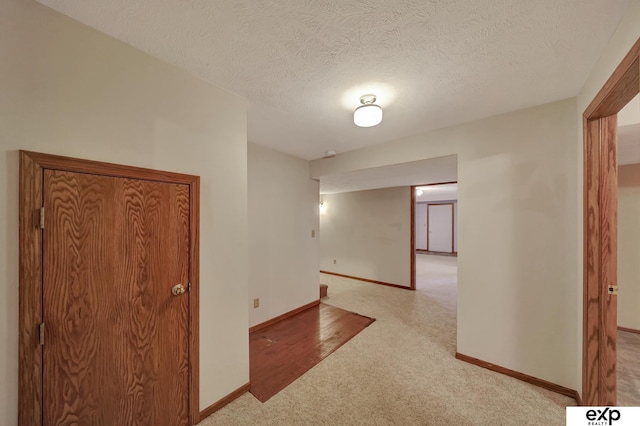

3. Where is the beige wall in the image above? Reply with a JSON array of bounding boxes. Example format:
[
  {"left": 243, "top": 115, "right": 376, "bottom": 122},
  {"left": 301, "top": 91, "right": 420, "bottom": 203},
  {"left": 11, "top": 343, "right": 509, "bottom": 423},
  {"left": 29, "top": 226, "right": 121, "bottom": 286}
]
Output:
[
  {"left": 575, "top": 0, "right": 640, "bottom": 397},
  {"left": 618, "top": 164, "right": 640, "bottom": 331},
  {"left": 248, "top": 143, "right": 319, "bottom": 327},
  {"left": 0, "top": 0, "right": 249, "bottom": 421},
  {"left": 312, "top": 98, "right": 580, "bottom": 390},
  {"left": 320, "top": 188, "right": 411, "bottom": 287}
]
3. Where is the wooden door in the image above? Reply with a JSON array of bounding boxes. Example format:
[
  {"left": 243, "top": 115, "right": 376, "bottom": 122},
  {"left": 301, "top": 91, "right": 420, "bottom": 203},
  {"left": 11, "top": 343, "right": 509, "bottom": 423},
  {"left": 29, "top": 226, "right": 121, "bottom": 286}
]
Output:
[
  {"left": 427, "top": 204, "right": 454, "bottom": 253},
  {"left": 42, "top": 169, "right": 190, "bottom": 425}
]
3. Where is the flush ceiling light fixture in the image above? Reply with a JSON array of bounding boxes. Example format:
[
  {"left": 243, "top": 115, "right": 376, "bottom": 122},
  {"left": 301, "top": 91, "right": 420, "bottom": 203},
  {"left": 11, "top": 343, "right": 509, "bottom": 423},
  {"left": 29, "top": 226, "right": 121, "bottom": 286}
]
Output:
[{"left": 354, "top": 94, "right": 383, "bottom": 127}]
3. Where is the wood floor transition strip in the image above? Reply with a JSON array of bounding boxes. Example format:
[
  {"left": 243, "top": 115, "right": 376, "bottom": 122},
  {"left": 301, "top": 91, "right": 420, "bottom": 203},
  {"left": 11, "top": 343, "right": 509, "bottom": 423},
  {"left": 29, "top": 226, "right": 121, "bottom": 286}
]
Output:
[
  {"left": 455, "top": 352, "right": 578, "bottom": 403},
  {"left": 250, "top": 303, "right": 375, "bottom": 402}
]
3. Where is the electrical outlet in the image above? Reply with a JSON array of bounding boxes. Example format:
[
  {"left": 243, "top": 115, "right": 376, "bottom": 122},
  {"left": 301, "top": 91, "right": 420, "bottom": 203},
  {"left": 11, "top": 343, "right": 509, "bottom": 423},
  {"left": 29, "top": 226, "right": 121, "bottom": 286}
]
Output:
[
  {"left": 311, "top": 230, "right": 315, "bottom": 238},
  {"left": 253, "top": 298, "right": 259, "bottom": 308},
  {"left": 333, "top": 259, "right": 337, "bottom": 264}
]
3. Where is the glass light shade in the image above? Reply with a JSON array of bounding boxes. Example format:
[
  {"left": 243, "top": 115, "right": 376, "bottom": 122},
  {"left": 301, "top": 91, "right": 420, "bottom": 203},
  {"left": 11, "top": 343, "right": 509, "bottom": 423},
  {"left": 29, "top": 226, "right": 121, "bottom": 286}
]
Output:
[{"left": 354, "top": 104, "right": 383, "bottom": 127}]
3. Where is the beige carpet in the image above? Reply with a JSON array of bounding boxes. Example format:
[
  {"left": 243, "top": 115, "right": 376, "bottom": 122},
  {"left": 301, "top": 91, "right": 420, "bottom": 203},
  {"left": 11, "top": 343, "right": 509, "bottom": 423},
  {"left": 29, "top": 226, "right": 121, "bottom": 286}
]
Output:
[
  {"left": 618, "top": 330, "right": 640, "bottom": 406},
  {"left": 202, "top": 261, "right": 574, "bottom": 425},
  {"left": 415, "top": 252, "right": 458, "bottom": 311}
]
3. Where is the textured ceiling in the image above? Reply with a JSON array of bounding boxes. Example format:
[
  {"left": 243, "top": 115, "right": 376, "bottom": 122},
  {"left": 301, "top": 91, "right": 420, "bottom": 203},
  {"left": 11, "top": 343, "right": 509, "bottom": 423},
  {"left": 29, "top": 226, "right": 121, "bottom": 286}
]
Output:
[{"left": 37, "top": 0, "right": 630, "bottom": 160}]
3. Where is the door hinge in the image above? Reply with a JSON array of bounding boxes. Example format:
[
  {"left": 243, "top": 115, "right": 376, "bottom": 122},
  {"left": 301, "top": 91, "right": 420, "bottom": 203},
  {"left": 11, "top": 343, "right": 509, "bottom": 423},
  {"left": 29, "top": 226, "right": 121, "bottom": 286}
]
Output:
[
  {"left": 188, "top": 282, "right": 191, "bottom": 292},
  {"left": 39, "top": 323, "right": 45, "bottom": 346},
  {"left": 608, "top": 285, "right": 619, "bottom": 295},
  {"left": 39, "top": 207, "right": 45, "bottom": 229}
]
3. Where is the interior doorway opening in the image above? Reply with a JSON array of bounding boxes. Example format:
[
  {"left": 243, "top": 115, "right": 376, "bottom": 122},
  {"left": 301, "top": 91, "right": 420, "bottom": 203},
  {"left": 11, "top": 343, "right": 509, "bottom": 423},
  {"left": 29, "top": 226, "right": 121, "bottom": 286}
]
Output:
[
  {"left": 615, "top": 93, "right": 640, "bottom": 407},
  {"left": 410, "top": 182, "right": 458, "bottom": 311}
]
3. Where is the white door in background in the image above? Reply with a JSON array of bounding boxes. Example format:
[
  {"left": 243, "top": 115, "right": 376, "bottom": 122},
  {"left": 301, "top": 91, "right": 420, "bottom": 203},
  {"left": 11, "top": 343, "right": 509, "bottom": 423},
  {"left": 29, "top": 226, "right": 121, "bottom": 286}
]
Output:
[
  {"left": 428, "top": 203, "right": 453, "bottom": 253},
  {"left": 415, "top": 203, "right": 427, "bottom": 250}
]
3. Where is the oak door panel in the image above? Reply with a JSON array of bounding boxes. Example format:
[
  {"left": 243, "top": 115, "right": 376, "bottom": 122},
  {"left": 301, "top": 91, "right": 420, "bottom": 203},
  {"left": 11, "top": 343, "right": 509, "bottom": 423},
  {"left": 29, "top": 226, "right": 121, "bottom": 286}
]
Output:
[
  {"left": 43, "top": 170, "right": 189, "bottom": 425},
  {"left": 599, "top": 116, "right": 618, "bottom": 405}
]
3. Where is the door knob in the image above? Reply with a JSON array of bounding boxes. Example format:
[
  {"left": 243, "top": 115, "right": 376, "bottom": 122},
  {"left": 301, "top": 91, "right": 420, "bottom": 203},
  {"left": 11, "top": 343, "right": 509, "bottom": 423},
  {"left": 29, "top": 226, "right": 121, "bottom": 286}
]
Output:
[{"left": 172, "top": 284, "right": 186, "bottom": 296}]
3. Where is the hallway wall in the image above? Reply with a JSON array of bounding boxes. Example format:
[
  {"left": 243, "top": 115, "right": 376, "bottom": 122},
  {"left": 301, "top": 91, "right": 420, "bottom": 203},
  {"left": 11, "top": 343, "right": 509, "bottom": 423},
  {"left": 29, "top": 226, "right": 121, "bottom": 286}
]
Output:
[
  {"left": 0, "top": 0, "right": 249, "bottom": 421},
  {"left": 312, "top": 98, "right": 579, "bottom": 391},
  {"left": 320, "top": 187, "right": 411, "bottom": 287}
]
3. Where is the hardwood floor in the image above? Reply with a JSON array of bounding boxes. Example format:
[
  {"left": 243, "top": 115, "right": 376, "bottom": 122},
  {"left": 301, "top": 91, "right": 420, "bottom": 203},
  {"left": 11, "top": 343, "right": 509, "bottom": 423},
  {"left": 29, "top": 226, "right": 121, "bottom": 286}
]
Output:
[{"left": 249, "top": 303, "right": 375, "bottom": 402}]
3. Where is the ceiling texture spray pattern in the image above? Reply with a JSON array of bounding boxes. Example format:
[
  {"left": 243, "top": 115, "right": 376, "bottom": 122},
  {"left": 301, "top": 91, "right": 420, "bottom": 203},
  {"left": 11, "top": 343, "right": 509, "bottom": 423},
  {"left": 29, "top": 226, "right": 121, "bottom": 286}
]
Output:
[{"left": 38, "top": 0, "right": 630, "bottom": 159}]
